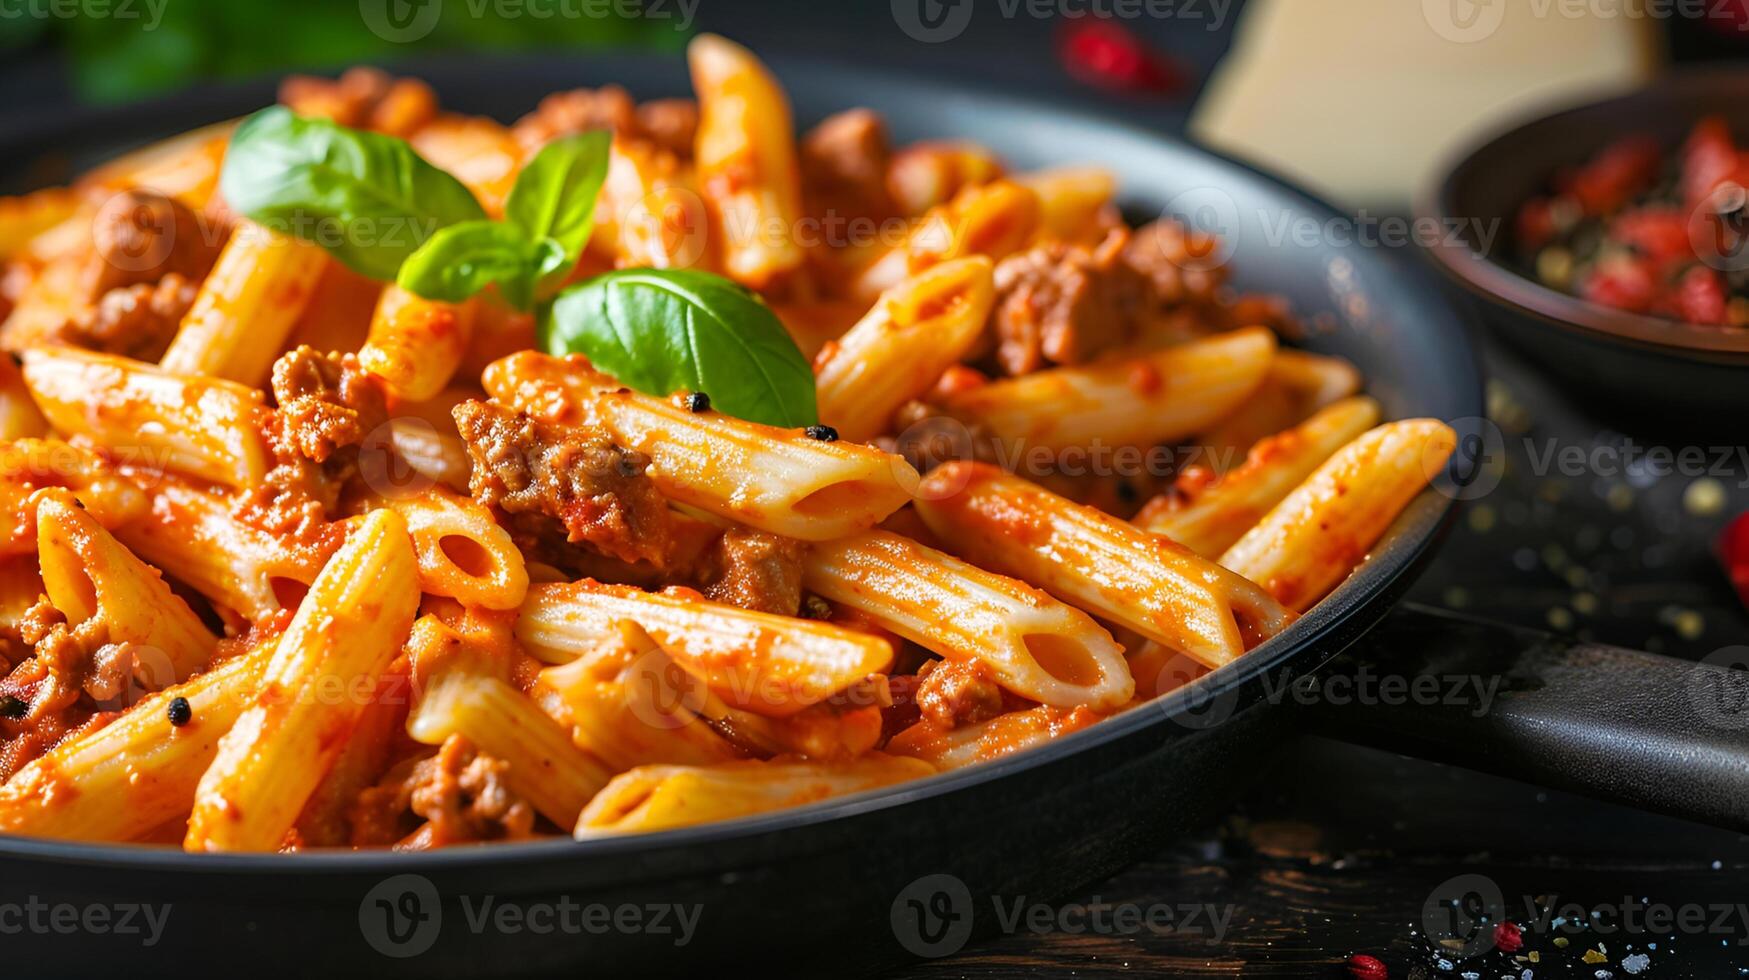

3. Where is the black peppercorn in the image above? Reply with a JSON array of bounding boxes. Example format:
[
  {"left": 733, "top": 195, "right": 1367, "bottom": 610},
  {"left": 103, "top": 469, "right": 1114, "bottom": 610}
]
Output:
[
  {"left": 685, "top": 391, "right": 711, "bottom": 413},
  {"left": 166, "top": 696, "right": 192, "bottom": 727},
  {"left": 0, "top": 695, "right": 26, "bottom": 719},
  {"left": 804, "top": 425, "right": 839, "bottom": 442}
]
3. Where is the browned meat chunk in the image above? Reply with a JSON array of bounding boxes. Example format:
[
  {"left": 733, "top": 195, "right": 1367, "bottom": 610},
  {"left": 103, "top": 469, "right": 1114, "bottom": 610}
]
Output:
[
  {"left": 81, "top": 190, "right": 222, "bottom": 300},
  {"left": 279, "top": 67, "right": 438, "bottom": 137},
  {"left": 453, "top": 399, "right": 672, "bottom": 566},
  {"left": 57, "top": 272, "right": 198, "bottom": 361},
  {"left": 697, "top": 528, "right": 806, "bottom": 616},
  {"left": 991, "top": 228, "right": 1152, "bottom": 376},
  {"left": 511, "top": 86, "right": 639, "bottom": 152},
  {"left": 270, "top": 346, "right": 389, "bottom": 465},
  {"left": 914, "top": 659, "right": 1007, "bottom": 729},
  {"left": 801, "top": 109, "right": 893, "bottom": 223},
  {"left": 635, "top": 98, "right": 699, "bottom": 159},
  {"left": 1122, "top": 217, "right": 1228, "bottom": 307},
  {"left": 349, "top": 735, "right": 535, "bottom": 847}
]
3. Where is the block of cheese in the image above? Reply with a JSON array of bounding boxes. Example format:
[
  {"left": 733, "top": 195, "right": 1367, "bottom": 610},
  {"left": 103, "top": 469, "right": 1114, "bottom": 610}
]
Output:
[{"left": 1191, "top": 0, "right": 1662, "bottom": 210}]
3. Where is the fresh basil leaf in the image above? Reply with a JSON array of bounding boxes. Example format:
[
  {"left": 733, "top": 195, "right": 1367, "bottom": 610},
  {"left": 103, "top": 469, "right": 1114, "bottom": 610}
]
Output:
[
  {"left": 505, "top": 131, "right": 612, "bottom": 262},
  {"left": 544, "top": 269, "right": 818, "bottom": 428},
  {"left": 397, "top": 220, "right": 559, "bottom": 312},
  {"left": 219, "top": 106, "right": 487, "bottom": 281}
]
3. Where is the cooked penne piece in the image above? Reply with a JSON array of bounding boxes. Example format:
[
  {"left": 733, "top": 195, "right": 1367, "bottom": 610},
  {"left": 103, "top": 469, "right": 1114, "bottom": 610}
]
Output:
[
  {"left": 517, "top": 579, "right": 894, "bottom": 717},
  {"left": 0, "top": 254, "right": 85, "bottom": 351},
  {"left": 21, "top": 347, "right": 269, "bottom": 488},
  {"left": 0, "top": 351, "right": 49, "bottom": 440},
  {"left": 814, "top": 257, "right": 995, "bottom": 443},
  {"left": 160, "top": 222, "right": 327, "bottom": 387},
  {"left": 35, "top": 489, "right": 216, "bottom": 684},
  {"left": 592, "top": 387, "right": 918, "bottom": 540},
  {"left": 1016, "top": 166, "right": 1116, "bottom": 244},
  {"left": 1198, "top": 349, "right": 1364, "bottom": 465},
  {"left": 358, "top": 286, "right": 476, "bottom": 401},
  {"left": 369, "top": 485, "right": 528, "bottom": 610},
  {"left": 943, "top": 327, "right": 1277, "bottom": 452},
  {"left": 185, "top": 509, "right": 420, "bottom": 851},
  {"left": 1138, "top": 396, "right": 1382, "bottom": 558},
  {"left": 0, "top": 438, "right": 147, "bottom": 556},
  {"left": 535, "top": 620, "right": 744, "bottom": 771},
  {"left": 853, "top": 179, "right": 1040, "bottom": 299},
  {"left": 295, "top": 661, "right": 410, "bottom": 847},
  {"left": 887, "top": 704, "right": 1106, "bottom": 770},
  {"left": 113, "top": 473, "right": 338, "bottom": 623},
  {"left": 1219, "top": 420, "right": 1458, "bottom": 612},
  {"left": 0, "top": 641, "right": 273, "bottom": 842},
  {"left": 804, "top": 530, "right": 1132, "bottom": 709},
  {"left": 915, "top": 462, "right": 1296, "bottom": 668},
  {"left": 574, "top": 754, "right": 934, "bottom": 837},
  {"left": 409, "top": 646, "right": 611, "bottom": 828},
  {"left": 689, "top": 34, "right": 807, "bottom": 290},
  {"left": 0, "top": 188, "right": 80, "bottom": 260}
]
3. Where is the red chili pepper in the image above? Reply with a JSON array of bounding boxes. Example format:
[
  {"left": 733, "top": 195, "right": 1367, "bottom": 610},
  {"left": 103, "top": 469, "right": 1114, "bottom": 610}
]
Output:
[
  {"left": 1345, "top": 953, "right": 1388, "bottom": 980},
  {"left": 1516, "top": 197, "right": 1557, "bottom": 253},
  {"left": 1055, "top": 18, "right": 1184, "bottom": 96},
  {"left": 1675, "top": 265, "right": 1730, "bottom": 325},
  {"left": 1720, "top": 512, "right": 1749, "bottom": 610},
  {"left": 1683, "top": 116, "right": 1739, "bottom": 208},
  {"left": 1611, "top": 207, "right": 1692, "bottom": 268},
  {"left": 1493, "top": 921, "right": 1525, "bottom": 954},
  {"left": 1581, "top": 255, "right": 1657, "bottom": 314},
  {"left": 1568, "top": 135, "right": 1662, "bottom": 216}
]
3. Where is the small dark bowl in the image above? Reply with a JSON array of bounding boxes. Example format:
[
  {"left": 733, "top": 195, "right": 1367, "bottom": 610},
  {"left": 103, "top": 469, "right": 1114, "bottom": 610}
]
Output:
[{"left": 1417, "top": 68, "right": 1749, "bottom": 436}]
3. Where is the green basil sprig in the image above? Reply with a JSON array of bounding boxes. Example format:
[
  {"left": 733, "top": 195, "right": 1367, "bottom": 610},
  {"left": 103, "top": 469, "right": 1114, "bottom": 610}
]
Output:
[
  {"left": 544, "top": 269, "right": 819, "bottom": 429},
  {"left": 397, "top": 132, "right": 611, "bottom": 310},
  {"left": 218, "top": 106, "right": 486, "bottom": 281}
]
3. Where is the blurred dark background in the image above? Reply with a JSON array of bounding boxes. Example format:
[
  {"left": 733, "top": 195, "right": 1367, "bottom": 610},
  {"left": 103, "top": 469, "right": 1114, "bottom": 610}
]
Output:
[{"left": 1, "top": 0, "right": 1743, "bottom": 115}]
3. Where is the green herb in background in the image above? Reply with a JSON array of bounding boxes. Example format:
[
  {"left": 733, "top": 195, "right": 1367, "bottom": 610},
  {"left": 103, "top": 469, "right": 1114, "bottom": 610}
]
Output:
[{"left": 0, "top": 0, "right": 686, "bottom": 105}]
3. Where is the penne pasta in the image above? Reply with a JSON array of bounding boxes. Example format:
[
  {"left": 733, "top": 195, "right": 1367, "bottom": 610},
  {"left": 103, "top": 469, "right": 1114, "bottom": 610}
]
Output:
[
  {"left": 943, "top": 327, "right": 1277, "bottom": 452},
  {"left": 804, "top": 530, "right": 1132, "bottom": 709},
  {"left": 1137, "top": 396, "right": 1382, "bottom": 558},
  {"left": 689, "top": 34, "right": 807, "bottom": 290},
  {"left": 1016, "top": 166, "right": 1117, "bottom": 244},
  {"left": 184, "top": 509, "right": 420, "bottom": 851},
  {"left": 160, "top": 222, "right": 327, "bottom": 387},
  {"left": 35, "top": 489, "right": 216, "bottom": 685},
  {"left": 0, "top": 642, "right": 274, "bottom": 842},
  {"left": 358, "top": 285, "right": 476, "bottom": 401},
  {"left": 409, "top": 648, "right": 611, "bottom": 829},
  {"left": 592, "top": 386, "right": 918, "bottom": 540},
  {"left": 574, "top": 754, "right": 934, "bottom": 837},
  {"left": 0, "top": 438, "right": 148, "bottom": 557},
  {"left": 1219, "top": 420, "right": 1458, "bottom": 612},
  {"left": 0, "top": 350, "right": 49, "bottom": 440},
  {"left": 1197, "top": 349, "right": 1364, "bottom": 465},
  {"left": 21, "top": 346, "right": 269, "bottom": 488},
  {"left": 915, "top": 462, "right": 1296, "bottom": 669},
  {"left": 517, "top": 579, "right": 894, "bottom": 717},
  {"left": 813, "top": 256, "right": 995, "bottom": 443},
  {"left": 535, "top": 620, "right": 745, "bottom": 771},
  {"left": 853, "top": 179, "right": 1040, "bottom": 299},
  {"left": 368, "top": 485, "right": 528, "bottom": 610}
]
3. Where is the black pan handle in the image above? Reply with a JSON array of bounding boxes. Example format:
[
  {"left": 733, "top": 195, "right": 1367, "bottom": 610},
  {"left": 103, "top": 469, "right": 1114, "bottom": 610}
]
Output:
[{"left": 1303, "top": 602, "right": 1749, "bottom": 830}]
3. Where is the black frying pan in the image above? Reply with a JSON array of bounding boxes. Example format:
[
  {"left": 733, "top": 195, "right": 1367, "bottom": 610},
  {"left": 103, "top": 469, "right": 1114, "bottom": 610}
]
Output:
[{"left": 0, "top": 52, "right": 1743, "bottom": 979}]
